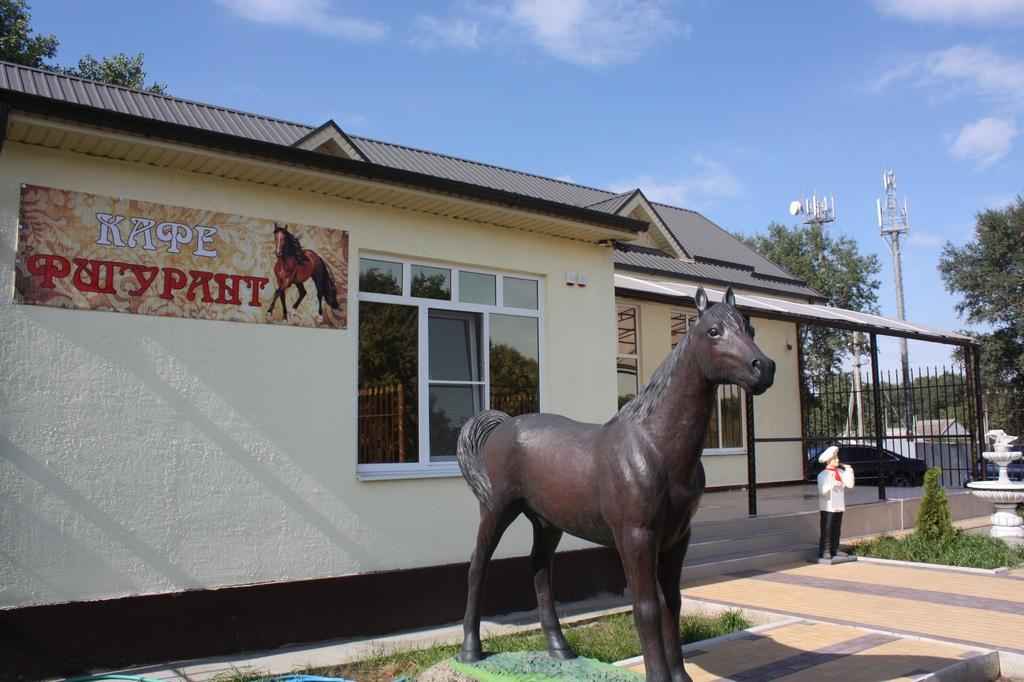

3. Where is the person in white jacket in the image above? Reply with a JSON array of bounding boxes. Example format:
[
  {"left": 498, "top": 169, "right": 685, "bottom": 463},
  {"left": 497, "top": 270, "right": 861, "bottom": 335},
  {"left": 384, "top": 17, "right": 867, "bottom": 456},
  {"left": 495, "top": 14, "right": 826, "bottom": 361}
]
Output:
[{"left": 817, "top": 445, "right": 855, "bottom": 559}]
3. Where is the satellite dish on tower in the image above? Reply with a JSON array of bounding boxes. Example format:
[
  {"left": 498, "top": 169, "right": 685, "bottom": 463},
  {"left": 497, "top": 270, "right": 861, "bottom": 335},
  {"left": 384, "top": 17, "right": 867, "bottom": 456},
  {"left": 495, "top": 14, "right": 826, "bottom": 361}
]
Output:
[{"left": 789, "top": 200, "right": 802, "bottom": 216}]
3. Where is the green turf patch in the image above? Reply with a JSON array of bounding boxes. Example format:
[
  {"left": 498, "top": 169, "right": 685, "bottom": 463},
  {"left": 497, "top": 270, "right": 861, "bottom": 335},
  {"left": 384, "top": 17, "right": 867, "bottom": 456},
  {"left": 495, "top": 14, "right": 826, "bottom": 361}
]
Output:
[{"left": 449, "top": 651, "right": 644, "bottom": 682}]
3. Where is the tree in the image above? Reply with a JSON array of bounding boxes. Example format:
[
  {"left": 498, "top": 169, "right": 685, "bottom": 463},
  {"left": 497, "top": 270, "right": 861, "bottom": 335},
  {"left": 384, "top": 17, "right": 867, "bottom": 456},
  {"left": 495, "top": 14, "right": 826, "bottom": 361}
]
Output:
[
  {"left": 737, "top": 222, "right": 882, "bottom": 382},
  {"left": 0, "top": 0, "right": 166, "bottom": 92},
  {"left": 915, "top": 467, "right": 954, "bottom": 543},
  {"left": 61, "top": 53, "right": 166, "bottom": 94},
  {"left": 0, "top": 0, "right": 55, "bottom": 67},
  {"left": 939, "top": 196, "right": 1024, "bottom": 434}
]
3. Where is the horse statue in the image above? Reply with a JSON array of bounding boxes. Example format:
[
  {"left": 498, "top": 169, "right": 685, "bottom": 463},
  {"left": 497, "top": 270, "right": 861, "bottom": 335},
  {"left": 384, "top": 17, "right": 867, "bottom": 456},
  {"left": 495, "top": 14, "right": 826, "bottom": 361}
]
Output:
[
  {"left": 456, "top": 286, "right": 775, "bottom": 682},
  {"left": 268, "top": 223, "right": 341, "bottom": 320}
]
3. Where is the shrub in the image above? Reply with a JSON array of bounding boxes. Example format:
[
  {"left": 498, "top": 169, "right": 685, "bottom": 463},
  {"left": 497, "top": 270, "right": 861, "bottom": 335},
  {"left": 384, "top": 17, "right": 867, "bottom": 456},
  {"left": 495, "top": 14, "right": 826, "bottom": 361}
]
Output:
[{"left": 915, "top": 467, "right": 954, "bottom": 542}]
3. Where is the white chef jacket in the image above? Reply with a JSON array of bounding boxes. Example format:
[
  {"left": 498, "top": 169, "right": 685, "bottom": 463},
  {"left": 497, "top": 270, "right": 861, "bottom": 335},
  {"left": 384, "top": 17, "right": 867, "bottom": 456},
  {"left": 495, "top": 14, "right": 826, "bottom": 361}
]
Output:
[{"left": 818, "top": 466, "right": 855, "bottom": 512}]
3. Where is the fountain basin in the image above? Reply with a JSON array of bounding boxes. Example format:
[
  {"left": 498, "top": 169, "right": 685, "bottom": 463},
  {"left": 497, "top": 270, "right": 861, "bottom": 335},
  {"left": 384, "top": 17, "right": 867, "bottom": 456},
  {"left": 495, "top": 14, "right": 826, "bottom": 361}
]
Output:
[{"left": 967, "top": 449, "right": 1024, "bottom": 541}]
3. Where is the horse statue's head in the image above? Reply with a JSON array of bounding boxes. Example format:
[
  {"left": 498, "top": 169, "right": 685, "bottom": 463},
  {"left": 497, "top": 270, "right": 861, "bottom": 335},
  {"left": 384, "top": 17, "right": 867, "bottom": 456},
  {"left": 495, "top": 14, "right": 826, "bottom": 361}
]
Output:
[{"left": 688, "top": 286, "right": 775, "bottom": 395}]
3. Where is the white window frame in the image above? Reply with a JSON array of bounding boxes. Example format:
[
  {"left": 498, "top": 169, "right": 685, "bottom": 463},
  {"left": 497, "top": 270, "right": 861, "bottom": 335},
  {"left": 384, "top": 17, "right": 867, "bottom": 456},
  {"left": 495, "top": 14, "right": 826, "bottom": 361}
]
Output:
[
  {"left": 357, "top": 253, "right": 544, "bottom": 481},
  {"left": 670, "top": 307, "right": 747, "bottom": 456}
]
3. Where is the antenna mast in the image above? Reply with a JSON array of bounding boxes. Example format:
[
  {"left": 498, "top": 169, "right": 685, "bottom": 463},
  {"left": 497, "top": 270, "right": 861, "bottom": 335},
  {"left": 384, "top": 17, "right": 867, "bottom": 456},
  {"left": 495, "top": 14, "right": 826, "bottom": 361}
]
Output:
[{"left": 877, "top": 169, "right": 913, "bottom": 432}]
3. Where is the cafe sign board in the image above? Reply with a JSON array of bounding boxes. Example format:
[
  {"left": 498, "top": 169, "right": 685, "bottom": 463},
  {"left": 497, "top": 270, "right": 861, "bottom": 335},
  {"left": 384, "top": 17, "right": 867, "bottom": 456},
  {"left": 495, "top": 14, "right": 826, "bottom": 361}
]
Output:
[{"left": 14, "top": 185, "right": 348, "bottom": 329}]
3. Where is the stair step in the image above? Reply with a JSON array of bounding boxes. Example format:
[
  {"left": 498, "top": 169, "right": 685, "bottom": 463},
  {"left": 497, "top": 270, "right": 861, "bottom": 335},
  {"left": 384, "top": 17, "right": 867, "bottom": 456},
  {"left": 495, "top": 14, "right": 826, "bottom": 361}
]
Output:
[{"left": 682, "top": 546, "right": 819, "bottom": 584}]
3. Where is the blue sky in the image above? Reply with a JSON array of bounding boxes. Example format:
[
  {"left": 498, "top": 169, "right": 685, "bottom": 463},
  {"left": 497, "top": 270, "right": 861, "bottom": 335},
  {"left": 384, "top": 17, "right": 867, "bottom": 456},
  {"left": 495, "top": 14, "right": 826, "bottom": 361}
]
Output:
[{"left": 31, "top": 0, "right": 1023, "bottom": 370}]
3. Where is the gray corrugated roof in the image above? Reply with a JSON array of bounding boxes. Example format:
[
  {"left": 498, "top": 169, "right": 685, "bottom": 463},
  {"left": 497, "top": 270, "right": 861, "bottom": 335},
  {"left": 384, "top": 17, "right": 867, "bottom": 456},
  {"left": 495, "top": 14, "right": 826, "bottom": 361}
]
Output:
[
  {"left": 585, "top": 190, "right": 636, "bottom": 214},
  {"left": 613, "top": 245, "right": 822, "bottom": 300},
  {"left": 0, "top": 60, "right": 818, "bottom": 298},
  {"left": 0, "top": 62, "right": 310, "bottom": 146}
]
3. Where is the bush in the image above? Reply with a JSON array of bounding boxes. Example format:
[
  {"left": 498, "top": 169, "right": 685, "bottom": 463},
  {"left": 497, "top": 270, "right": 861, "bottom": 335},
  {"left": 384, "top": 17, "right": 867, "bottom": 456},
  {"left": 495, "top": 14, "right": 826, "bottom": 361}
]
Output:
[
  {"left": 915, "top": 467, "right": 954, "bottom": 542},
  {"left": 852, "top": 531, "right": 1024, "bottom": 570}
]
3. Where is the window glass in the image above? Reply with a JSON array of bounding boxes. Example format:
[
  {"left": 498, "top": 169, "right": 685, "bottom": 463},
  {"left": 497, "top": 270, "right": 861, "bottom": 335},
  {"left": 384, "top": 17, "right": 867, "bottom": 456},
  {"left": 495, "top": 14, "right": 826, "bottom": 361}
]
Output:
[
  {"left": 358, "top": 302, "right": 418, "bottom": 463},
  {"left": 617, "top": 304, "right": 638, "bottom": 355},
  {"left": 359, "top": 258, "right": 402, "bottom": 295},
  {"left": 670, "top": 309, "right": 694, "bottom": 349},
  {"left": 490, "top": 314, "right": 539, "bottom": 416},
  {"left": 704, "top": 399, "right": 720, "bottom": 450},
  {"left": 429, "top": 311, "right": 482, "bottom": 381},
  {"left": 617, "top": 357, "right": 639, "bottom": 409},
  {"left": 720, "top": 385, "right": 744, "bottom": 448},
  {"left": 411, "top": 264, "right": 451, "bottom": 300},
  {"left": 459, "top": 271, "right": 496, "bottom": 305},
  {"left": 503, "top": 276, "right": 538, "bottom": 309},
  {"left": 429, "top": 384, "right": 483, "bottom": 460}
]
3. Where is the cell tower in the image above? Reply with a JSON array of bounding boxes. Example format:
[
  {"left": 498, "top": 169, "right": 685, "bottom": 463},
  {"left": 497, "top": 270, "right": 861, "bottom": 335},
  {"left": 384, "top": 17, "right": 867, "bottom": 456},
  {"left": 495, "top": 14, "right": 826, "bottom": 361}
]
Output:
[
  {"left": 877, "top": 170, "right": 913, "bottom": 429},
  {"left": 789, "top": 193, "right": 836, "bottom": 226}
]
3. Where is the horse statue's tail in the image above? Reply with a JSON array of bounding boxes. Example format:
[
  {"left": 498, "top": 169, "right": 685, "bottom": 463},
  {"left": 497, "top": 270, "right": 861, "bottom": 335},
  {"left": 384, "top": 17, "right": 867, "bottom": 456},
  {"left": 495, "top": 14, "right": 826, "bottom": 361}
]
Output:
[
  {"left": 456, "top": 410, "right": 510, "bottom": 510},
  {"left": 317, "top": 260, "right": 341, "bottom": 309}
]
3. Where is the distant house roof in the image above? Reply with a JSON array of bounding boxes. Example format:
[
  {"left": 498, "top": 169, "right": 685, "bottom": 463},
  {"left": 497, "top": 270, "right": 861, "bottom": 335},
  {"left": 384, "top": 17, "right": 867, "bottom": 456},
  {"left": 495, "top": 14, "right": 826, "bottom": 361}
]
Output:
[
  {"left": 0, "top": 60, "right": 820, "bottom": 299},
  {"left": 915, "top": 419, "right": 970, "bottom": 439}
]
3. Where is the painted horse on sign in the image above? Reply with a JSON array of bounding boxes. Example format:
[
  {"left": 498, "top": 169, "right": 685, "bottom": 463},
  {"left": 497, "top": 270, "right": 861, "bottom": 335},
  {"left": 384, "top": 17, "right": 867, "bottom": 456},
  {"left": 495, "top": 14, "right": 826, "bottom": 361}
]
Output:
[{"left": 456, "top": 286, "right": 775, "bottom": 682}]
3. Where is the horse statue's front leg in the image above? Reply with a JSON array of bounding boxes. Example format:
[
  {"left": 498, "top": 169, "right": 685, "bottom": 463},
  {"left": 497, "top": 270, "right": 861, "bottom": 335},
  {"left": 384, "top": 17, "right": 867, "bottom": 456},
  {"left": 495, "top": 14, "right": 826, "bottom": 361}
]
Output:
[
  {"left": 616, "top": 526, "right": 677, "bottom": 682},
  {"left": 659, "top": 535, "right": 694, "bottom": 682}
]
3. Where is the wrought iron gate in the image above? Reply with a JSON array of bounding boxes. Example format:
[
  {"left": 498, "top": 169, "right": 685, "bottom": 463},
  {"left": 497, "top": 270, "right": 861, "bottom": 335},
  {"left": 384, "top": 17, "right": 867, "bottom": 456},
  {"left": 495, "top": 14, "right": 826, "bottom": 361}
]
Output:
[{"left": 801, "top": 363, "right": 981, "bottom": 488}]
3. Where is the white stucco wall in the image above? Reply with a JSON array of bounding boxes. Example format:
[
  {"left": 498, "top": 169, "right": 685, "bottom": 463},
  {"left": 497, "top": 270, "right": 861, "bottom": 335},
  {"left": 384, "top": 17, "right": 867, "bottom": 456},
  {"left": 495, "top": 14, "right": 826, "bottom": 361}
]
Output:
[
  {"left": 618, "top": 298, "right": 804, "bottom": 487},
  {"left": 0, "top": 143, "right": 619, "bottom": 609}
]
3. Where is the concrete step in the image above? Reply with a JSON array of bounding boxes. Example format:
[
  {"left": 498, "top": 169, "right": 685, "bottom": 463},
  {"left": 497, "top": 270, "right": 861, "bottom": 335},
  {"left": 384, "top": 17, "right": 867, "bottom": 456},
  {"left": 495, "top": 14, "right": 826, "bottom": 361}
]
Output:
[
  {"left": 686, "top": 530, "right": 808, "bottom": 564},
  {"left": 692, "top": 511, "right": 820, "bottom": 543},
  {"left": 682, "top": 545, "right": 818, "bottom": 584}
]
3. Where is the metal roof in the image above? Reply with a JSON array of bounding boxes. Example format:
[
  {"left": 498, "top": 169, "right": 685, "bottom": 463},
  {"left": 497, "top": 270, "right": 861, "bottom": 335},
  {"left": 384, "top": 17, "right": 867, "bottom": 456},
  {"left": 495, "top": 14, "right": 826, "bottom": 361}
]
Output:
[
  {"left": 614, "top": 244, "right": 822, "bottom": 300},
  {"left": 0, "top": 60, "right": 818, "bottom": 297},
  {"left": 614, "top": 273, "right": 974, "bottom": 345}
]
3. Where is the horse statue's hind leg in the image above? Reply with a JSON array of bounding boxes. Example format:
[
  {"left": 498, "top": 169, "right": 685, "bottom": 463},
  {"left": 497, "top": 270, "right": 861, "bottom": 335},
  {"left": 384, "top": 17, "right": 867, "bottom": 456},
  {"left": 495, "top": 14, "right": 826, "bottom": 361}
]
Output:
[
  {"left": 458, "top": 502, "right": 520, "bottom": 663},
  {"left": 292, "top": 281, "right": 306, "bottom": 309},
  {"left": 528, "top": 515, "right": 575, "bottom": 659}
]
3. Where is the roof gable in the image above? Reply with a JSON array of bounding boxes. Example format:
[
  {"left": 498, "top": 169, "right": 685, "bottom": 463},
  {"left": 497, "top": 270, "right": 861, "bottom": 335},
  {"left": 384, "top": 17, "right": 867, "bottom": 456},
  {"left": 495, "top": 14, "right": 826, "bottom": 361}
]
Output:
[
  {"left": 292, "top": 120, "right": 368, "bottom": 161},
  {"left": 617, "top": 191, "right": 690, "bottom": 260}
]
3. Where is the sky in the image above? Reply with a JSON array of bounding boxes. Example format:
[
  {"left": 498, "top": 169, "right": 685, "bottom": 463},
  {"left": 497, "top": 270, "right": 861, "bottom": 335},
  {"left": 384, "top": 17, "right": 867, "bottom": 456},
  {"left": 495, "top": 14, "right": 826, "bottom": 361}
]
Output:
[{"left": 29, "top": 0, "right": 1023, "bottom": 371}]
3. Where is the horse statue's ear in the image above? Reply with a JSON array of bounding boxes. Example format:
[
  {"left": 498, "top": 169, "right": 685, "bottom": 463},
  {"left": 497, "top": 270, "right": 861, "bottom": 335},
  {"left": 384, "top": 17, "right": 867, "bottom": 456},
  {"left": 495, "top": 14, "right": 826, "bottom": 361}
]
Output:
[
  {"left": 724, "top": 287, "right": 736, "bottom": 307},
  {"left": 694, "top": 287, "right": 709, "bottom": 316}
]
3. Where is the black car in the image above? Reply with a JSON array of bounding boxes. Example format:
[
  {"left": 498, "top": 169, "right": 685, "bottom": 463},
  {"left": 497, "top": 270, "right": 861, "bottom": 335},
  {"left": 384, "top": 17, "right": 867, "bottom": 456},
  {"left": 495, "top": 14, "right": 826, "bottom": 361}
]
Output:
[{"left": 806, "top": 444, "right": 928, "bottom": 487}]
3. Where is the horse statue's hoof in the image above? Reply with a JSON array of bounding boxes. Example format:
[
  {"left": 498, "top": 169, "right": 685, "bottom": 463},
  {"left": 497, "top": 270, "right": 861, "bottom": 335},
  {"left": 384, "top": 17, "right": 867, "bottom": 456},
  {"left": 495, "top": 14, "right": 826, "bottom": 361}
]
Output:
[
  {"left": 457, "top": 647, "right": 484, "bottom": 663},
  {"left": 548, "top": 647, "right": 577, "bottom": 660}
]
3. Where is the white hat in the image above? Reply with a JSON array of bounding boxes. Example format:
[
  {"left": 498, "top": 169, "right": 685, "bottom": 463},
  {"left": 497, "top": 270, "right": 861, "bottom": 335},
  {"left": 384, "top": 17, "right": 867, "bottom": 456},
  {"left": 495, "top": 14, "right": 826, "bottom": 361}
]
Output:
[{"left": 818, "top": 446, "right": 839, "bottom": 464}]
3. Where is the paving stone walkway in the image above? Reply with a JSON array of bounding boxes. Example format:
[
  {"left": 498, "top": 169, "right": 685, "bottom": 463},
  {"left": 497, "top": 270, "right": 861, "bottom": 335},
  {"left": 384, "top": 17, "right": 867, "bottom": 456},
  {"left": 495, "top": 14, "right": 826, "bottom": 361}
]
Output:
[{"left": 625, "top": 560, "right": 1023, "bottom": 680}]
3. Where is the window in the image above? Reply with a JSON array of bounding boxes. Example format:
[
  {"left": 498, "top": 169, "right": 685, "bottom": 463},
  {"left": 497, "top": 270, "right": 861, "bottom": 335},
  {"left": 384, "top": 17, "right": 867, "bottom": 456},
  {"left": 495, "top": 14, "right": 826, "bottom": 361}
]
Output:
[
  {"left": 617, "top": 303, "right": 640, "bottom": 409},
  {"left": 671, "top": 307, "right": 746, "bottom": 453},
  {"left": 358, "top": 256, "right": 541, "bottom": 478}
]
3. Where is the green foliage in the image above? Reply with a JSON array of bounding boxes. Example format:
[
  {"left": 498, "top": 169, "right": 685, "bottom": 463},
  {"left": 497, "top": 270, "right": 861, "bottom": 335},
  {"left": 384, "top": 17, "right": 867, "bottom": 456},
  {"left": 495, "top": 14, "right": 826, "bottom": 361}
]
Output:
[
  {"left": 736, "top": 222, "right": 881, "bottom": 383},
  {"left": 0, "top": 0, "right": 56, "bottom": 67},
  {"left": 59, "top": 53, "right": 167, "bottom": 93},
  {"left": 915, "top": 468, "right": 954, "bottom": 542},
  {"left": 940, "top": 196, "right": 1024, "bottom": 435},
  {"left": 852, "top": 531, "right": 1024, "bottom": 570},
  {"left": 0, "top": 0, "right": 167, "bottom": 92},
  {"left": 210, "top": 610, "right": 751, "bottom": 682}
]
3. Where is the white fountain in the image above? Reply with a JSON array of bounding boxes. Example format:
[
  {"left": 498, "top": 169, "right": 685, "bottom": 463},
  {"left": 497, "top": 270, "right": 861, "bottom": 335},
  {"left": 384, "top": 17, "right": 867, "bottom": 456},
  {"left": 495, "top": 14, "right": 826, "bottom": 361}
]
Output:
[{"left": 966, "top": 430, "right": 1024, "bottom": 543}]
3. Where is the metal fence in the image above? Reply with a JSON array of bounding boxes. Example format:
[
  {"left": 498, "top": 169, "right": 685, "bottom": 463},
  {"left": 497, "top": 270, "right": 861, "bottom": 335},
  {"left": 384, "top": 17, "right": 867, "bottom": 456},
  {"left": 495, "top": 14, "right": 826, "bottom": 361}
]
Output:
[{"left": 802, "top": 363, "right": 981, "bottom": 488}]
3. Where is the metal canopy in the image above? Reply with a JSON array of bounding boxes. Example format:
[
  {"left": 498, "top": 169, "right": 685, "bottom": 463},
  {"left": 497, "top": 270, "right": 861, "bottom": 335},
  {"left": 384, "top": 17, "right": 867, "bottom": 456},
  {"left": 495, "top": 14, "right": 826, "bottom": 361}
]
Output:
[{"left": 614, "top": 273, "right": 975, "bottom": 346}]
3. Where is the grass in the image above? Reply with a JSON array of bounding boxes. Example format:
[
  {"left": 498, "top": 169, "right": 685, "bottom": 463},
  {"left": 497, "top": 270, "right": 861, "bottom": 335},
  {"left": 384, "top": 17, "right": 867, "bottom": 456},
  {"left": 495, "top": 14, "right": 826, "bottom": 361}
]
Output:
[
  {"left": 210, "top": 609, "right": 750, "bottom": 682},
  {"left": 851, "top": 529, "right": 1024, "bottom": 570}
]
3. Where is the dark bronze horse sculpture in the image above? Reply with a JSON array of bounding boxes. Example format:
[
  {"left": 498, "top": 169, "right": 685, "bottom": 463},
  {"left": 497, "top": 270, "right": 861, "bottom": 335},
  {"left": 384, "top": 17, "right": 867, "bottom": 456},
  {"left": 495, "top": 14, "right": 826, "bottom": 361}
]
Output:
[{"left": 456, "top": 287, "right": 775, "bottom": 682}]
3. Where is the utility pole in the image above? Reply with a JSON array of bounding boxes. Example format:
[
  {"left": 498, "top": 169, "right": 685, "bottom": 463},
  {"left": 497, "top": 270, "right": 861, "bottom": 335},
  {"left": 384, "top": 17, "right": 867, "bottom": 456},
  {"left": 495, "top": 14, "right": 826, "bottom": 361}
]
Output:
[{"left": 877, "top": 170, "right": 913, "bottom": 436}]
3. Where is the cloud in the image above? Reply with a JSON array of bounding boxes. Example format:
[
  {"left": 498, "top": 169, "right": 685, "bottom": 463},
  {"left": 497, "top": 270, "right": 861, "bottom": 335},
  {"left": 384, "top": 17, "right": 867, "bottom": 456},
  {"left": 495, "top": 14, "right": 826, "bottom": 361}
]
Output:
[
  {"left": 411, "top": 15, "right": 480, "bottom": 49},
  {"left": 874, "top": 0, "right": 1024, "bottom": 24},
  {"left": 216, "top": 0, "right": 387, "bottom": 40},
  {"left": 611, "top": 156, "right": 741, "bottom": 208},
  {"left": 508, "top": 0, "right": 682, "bottom": 66},
  {"left": 950, "top": 117, "right": 1018, "bottom": 167},
  {"left": 872, "top": 45, "right": 1024, "bottom": 103}
]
